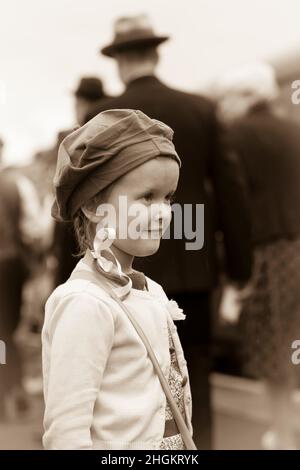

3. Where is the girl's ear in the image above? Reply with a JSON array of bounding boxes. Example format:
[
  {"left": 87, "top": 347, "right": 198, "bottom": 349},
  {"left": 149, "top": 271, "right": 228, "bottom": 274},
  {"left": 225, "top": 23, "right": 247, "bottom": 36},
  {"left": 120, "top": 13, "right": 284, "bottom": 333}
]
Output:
[{"left": 81, "top": 205, "right": 100, "bottom": 223}]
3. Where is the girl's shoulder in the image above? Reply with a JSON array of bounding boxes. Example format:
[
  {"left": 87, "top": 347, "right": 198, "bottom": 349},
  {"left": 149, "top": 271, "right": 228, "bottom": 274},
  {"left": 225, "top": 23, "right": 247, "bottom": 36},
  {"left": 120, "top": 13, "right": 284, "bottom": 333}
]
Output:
[
  {"left": 50, "top": 276, "right": 110, "bottom": 300},
  {"left": 43, "top": 277, "right": 117, "bottom": 341},
  {"left": 45, "top": 274, "right": 114, "bottom": 321}
]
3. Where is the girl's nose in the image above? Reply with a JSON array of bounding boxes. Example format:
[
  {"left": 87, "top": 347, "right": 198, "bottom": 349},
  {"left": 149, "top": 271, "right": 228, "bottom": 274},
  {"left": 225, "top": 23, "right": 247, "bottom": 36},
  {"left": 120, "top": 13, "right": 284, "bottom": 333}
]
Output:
[{"left": 153, "top": 203, "right": 171, "bottom": 221}]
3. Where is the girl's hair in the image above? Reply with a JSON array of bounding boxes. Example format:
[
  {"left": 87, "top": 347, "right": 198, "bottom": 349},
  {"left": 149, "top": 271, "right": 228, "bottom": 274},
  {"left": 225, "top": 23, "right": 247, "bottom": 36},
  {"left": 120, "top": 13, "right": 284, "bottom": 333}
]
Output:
[
  {"left": 72, "top": 187, "right": 111, "bottom": 256},
  {"left": 73, "top": 208, "right": 93, "bottom": 257}
]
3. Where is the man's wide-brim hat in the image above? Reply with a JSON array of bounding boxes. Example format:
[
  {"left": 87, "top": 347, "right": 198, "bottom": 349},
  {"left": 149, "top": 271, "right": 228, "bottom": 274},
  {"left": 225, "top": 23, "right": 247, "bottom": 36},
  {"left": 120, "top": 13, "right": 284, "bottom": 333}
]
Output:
[{"left": 101, "top": 14, "right": 169, "bottom": 58}]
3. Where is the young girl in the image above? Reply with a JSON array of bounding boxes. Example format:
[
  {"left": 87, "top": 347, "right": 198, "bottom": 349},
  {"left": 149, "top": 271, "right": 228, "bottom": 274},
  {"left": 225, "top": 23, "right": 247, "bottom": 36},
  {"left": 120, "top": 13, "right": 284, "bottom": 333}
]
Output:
[{"left": 42, "top": 109, "right": 194, "bottom": 450}]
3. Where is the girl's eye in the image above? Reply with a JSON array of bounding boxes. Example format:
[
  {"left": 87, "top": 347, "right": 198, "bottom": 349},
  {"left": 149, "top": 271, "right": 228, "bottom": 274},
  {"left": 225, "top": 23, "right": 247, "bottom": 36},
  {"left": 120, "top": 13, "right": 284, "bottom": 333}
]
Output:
[
  {"left": 143, "top": 192, "right": 154, "bottom": 202},
  {"left": 165, "top": 193, "right": 176, "bottom": 203}
]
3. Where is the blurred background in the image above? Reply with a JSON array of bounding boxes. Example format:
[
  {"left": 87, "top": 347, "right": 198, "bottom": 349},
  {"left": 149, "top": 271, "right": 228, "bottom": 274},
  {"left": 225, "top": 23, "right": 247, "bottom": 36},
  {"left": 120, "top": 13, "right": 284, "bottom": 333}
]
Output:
[
  {"left": 2, "top": 0, "right": 300, "bottom": 165},
  {"left": 2, "top": 0, "right": 300, "bottom": 450}
]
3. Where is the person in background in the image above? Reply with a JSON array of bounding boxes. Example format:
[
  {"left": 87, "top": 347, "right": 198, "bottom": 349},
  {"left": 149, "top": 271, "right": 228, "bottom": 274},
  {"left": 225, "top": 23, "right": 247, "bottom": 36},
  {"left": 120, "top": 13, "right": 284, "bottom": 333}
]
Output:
[
  {"left": 86, "top": 14, "right": 252, "bottom": 449},
  {"left": 0, "top": 138, "right": 4, "bottom": 165},
  {"left": 53, "top": 76, "right": 109, "bottom": 286},
  {"left": 74, "top": 77, "right": 108, "bottom": 126},
  {"left": 0, "top": 170, "right": 25, "bottom": 420},
  {"left": 0, "top": 155, "right": 46, "bottom": 420},
  {"left": 217, "top": 62, "right": 300, "bottom": 450}
]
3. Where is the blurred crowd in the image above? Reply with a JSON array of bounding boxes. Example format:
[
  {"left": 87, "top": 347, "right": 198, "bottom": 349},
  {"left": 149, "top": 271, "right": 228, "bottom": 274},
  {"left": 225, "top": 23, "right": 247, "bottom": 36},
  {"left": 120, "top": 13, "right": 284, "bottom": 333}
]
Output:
[{"left": 1, "top": 13, "right": 300, "bottom": 450}]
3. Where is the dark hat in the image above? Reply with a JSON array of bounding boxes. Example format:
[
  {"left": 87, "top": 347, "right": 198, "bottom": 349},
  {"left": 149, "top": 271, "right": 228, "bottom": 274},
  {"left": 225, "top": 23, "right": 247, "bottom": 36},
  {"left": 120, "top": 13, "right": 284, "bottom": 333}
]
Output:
[
  {"left": 74, "top": 77, "right": 104, "bottom": 101},
  {"left": 101, "top": 14, "right": 169, "bottom": 58},
  {"left": 52, "top": 109, "right": 180, "bottom": 222}
]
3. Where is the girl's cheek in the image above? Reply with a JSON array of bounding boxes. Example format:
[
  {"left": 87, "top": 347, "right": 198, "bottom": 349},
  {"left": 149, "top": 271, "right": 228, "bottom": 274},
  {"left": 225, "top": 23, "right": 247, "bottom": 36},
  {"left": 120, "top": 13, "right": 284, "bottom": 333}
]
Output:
[
  {"left": 114, "top": 202, "right": 173, "bottom": 238},
  {"left": 116, "top": 203, "right": 149, "bottom": 239},
  {"left": 130, "top": 204, "right": 150, "bottom": 233},
  {"left": 137, "top": 203, "right": 172, "bottom": 231}
]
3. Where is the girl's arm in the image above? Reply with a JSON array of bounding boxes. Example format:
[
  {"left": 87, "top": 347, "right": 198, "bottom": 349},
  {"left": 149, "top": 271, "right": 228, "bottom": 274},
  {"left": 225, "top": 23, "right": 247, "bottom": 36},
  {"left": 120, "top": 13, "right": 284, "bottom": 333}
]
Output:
[{"left": 43, "top": 293, "right": 115, "bottom": 449}]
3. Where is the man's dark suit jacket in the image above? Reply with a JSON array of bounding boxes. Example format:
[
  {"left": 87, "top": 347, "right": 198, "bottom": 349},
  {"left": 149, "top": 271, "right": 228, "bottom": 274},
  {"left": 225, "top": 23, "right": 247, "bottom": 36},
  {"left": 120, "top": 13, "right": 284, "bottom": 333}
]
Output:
[{"left": 86, "top": 75, "right": 252, "bottom": 295}]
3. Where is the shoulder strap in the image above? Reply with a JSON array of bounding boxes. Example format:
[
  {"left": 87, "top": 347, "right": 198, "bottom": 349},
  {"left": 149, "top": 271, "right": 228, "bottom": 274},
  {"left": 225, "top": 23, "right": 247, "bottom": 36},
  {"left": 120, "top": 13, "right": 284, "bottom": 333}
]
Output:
[{"left": 70, "top": 269, "right": 197, "bottom": 450}]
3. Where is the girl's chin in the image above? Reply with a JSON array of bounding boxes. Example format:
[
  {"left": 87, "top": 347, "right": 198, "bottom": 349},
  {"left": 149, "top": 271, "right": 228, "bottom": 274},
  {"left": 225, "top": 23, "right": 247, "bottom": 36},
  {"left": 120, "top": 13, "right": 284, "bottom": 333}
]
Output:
[{"left": 131, "top": 239, "right": 161, "bottom": 257}]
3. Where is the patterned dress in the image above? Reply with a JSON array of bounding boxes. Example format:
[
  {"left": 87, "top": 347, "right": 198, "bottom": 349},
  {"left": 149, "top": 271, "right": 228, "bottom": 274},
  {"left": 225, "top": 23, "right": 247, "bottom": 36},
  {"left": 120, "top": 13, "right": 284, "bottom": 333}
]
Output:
[
  {"left": 159, "top": 326, "right": 187, "bottom": 450},
  {"left": 239, "top": 237, "right": 300, "bottom": 386}
]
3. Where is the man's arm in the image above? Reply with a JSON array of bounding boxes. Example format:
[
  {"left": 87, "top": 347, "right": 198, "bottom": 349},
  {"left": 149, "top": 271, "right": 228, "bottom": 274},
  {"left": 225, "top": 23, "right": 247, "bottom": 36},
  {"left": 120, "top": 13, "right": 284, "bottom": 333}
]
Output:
[{"left": 207, "top": 104, "right": 253, "bottom": 283}]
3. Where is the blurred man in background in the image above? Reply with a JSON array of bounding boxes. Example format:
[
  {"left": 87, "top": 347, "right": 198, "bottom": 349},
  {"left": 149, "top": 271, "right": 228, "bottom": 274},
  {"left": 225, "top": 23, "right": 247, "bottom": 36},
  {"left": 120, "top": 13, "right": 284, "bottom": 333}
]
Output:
[
  {"left": 53, "top": 76, "right": 109, "bottom": 286},
  {"left": 86, "top": 15, "right": 252, "bottom": 449},
  {"left": 74, "top": 76, "right": 108, "bottom": 126}
]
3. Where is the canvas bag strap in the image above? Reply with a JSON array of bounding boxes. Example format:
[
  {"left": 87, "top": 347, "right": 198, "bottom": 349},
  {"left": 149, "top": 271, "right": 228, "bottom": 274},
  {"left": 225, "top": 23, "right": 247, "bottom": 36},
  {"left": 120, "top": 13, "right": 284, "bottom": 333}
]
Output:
[{"left": 70, "top": 269, "right": 197, "bottom": 450}]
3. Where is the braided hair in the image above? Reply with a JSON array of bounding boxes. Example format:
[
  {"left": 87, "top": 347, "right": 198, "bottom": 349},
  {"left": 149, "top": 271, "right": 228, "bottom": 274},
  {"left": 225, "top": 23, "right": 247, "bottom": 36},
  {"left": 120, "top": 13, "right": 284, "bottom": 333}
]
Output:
[
  {"left": 72, "top": 188, "right": 110, "bottom": 256},
  {"left": 73, "top": 209, "right": 92, "bottom": 256}
]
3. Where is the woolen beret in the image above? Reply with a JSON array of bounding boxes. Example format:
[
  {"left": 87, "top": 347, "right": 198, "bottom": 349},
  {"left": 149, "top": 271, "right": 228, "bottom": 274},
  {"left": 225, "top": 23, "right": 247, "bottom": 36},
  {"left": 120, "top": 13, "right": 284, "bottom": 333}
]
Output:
[{"left": 51, "top": 109, "right": 181, "bottom": 222}]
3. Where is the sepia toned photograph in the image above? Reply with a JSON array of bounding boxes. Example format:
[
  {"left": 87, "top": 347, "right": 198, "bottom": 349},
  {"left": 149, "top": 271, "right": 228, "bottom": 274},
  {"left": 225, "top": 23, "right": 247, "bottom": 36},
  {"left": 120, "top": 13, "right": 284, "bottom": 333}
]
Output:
[{"left": 1, "top": 0, "right": 300, "bottom": 461}]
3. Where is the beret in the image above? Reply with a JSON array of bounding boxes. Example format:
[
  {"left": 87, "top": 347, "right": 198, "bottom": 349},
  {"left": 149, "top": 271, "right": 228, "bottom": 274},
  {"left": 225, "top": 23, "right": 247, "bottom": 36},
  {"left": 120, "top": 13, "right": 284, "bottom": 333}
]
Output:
[{"left": 51, "top": 109, "right": 181, "bottom": 222}]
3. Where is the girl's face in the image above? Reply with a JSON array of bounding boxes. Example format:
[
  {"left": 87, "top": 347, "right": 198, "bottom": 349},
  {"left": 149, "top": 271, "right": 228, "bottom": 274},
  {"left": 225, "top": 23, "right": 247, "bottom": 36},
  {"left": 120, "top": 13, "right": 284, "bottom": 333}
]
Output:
[{"left": 95, "top": 157, "right": 179, "bottom": 268}]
